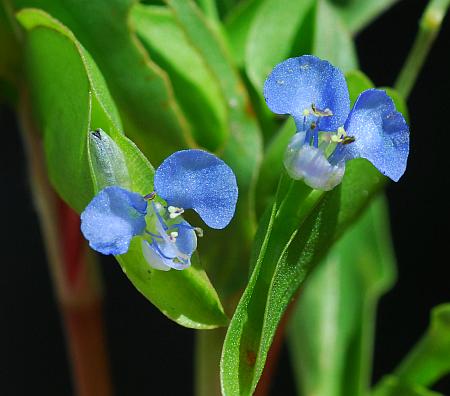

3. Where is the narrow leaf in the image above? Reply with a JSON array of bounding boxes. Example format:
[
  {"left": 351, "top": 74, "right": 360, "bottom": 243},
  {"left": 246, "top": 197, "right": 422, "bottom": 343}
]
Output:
[
  {"left": 131, "top": 4, "right": 228, "bottom": 151},
  {"left": 288, "top": 195, "right": 396, "bottom": 396}
]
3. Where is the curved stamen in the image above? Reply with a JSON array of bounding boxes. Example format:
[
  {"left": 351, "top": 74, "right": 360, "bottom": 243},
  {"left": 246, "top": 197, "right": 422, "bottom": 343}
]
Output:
[
  {"left": 169, "top": 223, "right": 194, "bottom": 230},
  {"left": 145, "top": 230, "right": 162, "bottom": 239},
  {"left": 152, "top": 202, "right": 168, "bottom": 231},
  {"left": 151, "top": 241, "right": 176, "bottom": 261}
]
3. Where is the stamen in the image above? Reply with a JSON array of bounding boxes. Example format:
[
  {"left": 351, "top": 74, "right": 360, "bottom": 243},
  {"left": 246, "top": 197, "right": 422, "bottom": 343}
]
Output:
[
  {"left": 151, "top": 241, "right": 176, "bottom": 261},
  {"left": 331, "top": 127, "right": 348, "bottom": 143},
  {"left": 168, "top": 206, "right": 184, "bottom": 219},
  {"left": 194, "top": 227, "right": 204, "bottom": 238},
  {"left": 303, "top": 109, "right": 310, "bottom": 116},
  {"left": 145, "top": 230, "right": 162, "bottom": 239},
  {"left": 169, "top": 223, "right": 194, "bottom": 231},
  {"left": 169, "top": 231, "right": 178, "bottom": 242},
  {"left": 144, "top": 192, "right": 156, "bottom": 200},
  {"left": 152, "top": 202, "right": 169, "bottom": 231},
  {"left": 311, "top": 104, "right": 333, "bottom": 117},
  {"left": 342, "top": 136, "right": 356, "bottom": 145}
]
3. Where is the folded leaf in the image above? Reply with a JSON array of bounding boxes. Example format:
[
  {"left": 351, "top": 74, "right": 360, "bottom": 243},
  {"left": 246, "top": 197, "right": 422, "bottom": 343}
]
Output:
[
  {"left": 288, "top": 195, "right": 396, "bottom": 396},
  {"left": 331, "top": 0, "right": 400, "bottom": 35},
  {"left": 132, "top": 4, "right": 228, "bottom": 151},
  {"left": 13, "top": 0, "right": 193, "bottom": 163},
  {"left": 375, "top": 304, "right": 450, "bottom": 390},
  {"left": 220, "top": 71, "right": 403, "bottom": 395},
  {"left": 18, "top": 8, "right": 227, "bottom": 329},
  {"left": 165, "top": 0, "right": 262, "bottom": 194}
]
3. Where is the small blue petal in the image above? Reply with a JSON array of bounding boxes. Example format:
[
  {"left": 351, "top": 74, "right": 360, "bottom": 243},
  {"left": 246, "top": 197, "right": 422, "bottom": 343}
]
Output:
[
  {"left": 173, "top": 221, "right": 197, "bottom": 256},
  {"left": 80, "top": 186, "right": 147, "bottom": 255},
  {"left": 142, "top": 239, "right": 192, "bottom": 271},
  {"left": 141, "top": 240, "right": 171, "bottom": 271},
  {"left": 154, "top": 150, "right": 238, "bottom": 229},
  {"left": 341, "top": 89, "right": 410, "bottom": 181},
  {"left": 284, "top": 132, "right": 345, "bottom": 191},
  {"left": 264, "top": 55, "right": 350, "bottom": 131}
]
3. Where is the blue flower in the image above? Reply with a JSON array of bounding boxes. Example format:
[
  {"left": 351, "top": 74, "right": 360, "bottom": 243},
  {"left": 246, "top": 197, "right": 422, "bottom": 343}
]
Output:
[
  {"left": 264, "top": 55, "right": 409, "bottom": 190},
  {"left": 80, "top": 149, "right": 238, "bottom": 270}
]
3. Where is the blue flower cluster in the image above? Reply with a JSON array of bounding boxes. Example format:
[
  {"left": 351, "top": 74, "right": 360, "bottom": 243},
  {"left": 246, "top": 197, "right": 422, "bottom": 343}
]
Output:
[
  {"left": 81, "top": 150, "right": 238, "bottom": 271},
  {"left": 264, "top": 55, "right": 410, "bottom": 190}
]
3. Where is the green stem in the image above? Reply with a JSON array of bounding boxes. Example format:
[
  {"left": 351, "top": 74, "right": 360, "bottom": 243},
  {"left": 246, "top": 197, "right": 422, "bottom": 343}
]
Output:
[
  {"left": 374, "top": 304, "right": 450, "bottom": 394},
  {"left": 195, "top": 329, "right": 226, "bottom": 396},
  {"left": 196, "top": 0, "right": 219, "bottom": 21},
  {"left": 395, "top": 0, "right": 450, "bottom": 99}
]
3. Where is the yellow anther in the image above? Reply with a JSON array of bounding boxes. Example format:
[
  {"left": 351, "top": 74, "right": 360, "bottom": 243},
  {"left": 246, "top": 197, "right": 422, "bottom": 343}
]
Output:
[
  {"left": 194, "top": 227, "right": 204, "bottom": 238},
  {"left": 331, "top": 135, "right": 342, "bottom": 143},
  {"left": 303, "top": 109, "right": 310, "bottom": 116},
  {"left": 311, "top": 104, "right": 333, "bottom": 117}
]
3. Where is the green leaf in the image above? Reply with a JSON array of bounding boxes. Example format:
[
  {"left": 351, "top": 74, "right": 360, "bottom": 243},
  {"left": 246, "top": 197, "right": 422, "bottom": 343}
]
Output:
[
  {"left": 330, "top": 0, "right": 400, "bottom": 35},
  {"left": 0, "top": 3, "right": 20, "bottom": 103},
  {"left": 17, "top": 8, "right": 119, "bottom": 211},
  {"left": 288, "top": 195, "right": 396, "bottom": 396},
  {"left": 224, "top": 0, "right": 262, "bottom": 67},
  {"left": 373, "top": 376, "right": 443, "bottom": 396},
  {"left": 18, "top": 8, "right": 227, "bottom": 329},
  {"left": 221, "top": 160, "right": 387, "bottom": 395},
  {"left": 245, "top": 0, "right": 357, "bottom": 97},
  {"left": 221, "top": 69, "right": 393, "bottom": 395},
  {"left": 312, "top": 0, "right": 358, "bottom": 72},
  {"left": 131, "top": 4, "right": 228, "bottom": 151},
  {"left": 165, "top": 0, "right": 262, "bottom": 194},
  {"left": 245, "top": 0, "right": 315, "bottom": 95},
  {"left": 377, "top": 304, "right": 450, "bottom": 390},
  {"left": 12, "top": 0, "right": 193, "bottom": 163},
  {"left": 346, "top": 70, "right": 374, "bottom": 105},
  {"left": 88, "top": 130, "right": 228, "bottom": 329}
]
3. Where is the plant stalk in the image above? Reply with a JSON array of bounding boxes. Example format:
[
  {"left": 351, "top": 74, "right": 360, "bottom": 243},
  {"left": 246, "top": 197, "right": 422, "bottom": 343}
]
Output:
[
  {"left": 395, "top": 0, "right": 449, "bottom": 98},
  {"left": 18, "top": 88, "right": 112, "bottom": 396}
]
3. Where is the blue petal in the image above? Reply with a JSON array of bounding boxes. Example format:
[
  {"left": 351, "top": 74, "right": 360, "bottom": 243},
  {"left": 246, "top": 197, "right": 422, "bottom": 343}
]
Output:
[
  {"left": 284, "top": 132, "right": 345, "bottom": 191},
  {"left": 154, "top": 150, "right": 238, "bottom": 229},
  {"left": 80, "top": 186, "right": 147, "bottom": 255},
  {"left": 341, "top": 89, "right": 409, "bottom": 181},
  {"left": 173, "top": 221, "right": 197, "bottom": 256},
  {"left": 141, "top": 240, "right": 172, "bottom": 271},
  {"left": 263, "top": 55, "right": 350, "bottom": 131},
  {"left": 142, "top": 239, "right": 192, "bottom": 271}
]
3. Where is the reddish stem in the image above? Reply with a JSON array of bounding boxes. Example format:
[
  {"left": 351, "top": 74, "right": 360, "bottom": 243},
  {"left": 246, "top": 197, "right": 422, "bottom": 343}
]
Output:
[{"left": 19, "top": 90, "right": 113, "bottom": 396}]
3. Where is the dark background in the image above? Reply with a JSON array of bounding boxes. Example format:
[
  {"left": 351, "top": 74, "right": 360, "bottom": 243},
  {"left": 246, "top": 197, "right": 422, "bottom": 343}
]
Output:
[{"left": 1, "top": 1, "right": 449, "bottom": 395}]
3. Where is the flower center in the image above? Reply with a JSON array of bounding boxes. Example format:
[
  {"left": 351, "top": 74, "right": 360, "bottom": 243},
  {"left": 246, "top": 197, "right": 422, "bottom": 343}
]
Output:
[
  {"left": 300, "top": 104, "right": 356, "bottom": 163},
  {"left": 142, "top": 195, "right": 202, "bottom": 268}
]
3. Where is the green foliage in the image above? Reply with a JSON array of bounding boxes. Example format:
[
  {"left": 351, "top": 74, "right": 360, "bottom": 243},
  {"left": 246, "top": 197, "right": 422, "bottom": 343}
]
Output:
[
  {"left": 331, "top": 0, "right": 400, "bottom": 34},
  {"left": 3, "top": 0, "right": 445, "bottom": 394},
  {"left": 165, "top": 0, "right": 262, "bottom": 194},
  {"left": 288, "top": 195, "right": 396, "bottom": 396},
  {"left": 17, "top": 8, "right": 227, "bottom": 329},
  {"left": 13, "top": 0, "right": 193, "bottom": 163},
  {"left": 375, "top": 304, "right": 450, "bottom": 392},
  {"left": 220, "top": 70, "right": 405, "bottom": 395},
  {"left": 132, "top": 4, "right": 228, "bottom": 151}
]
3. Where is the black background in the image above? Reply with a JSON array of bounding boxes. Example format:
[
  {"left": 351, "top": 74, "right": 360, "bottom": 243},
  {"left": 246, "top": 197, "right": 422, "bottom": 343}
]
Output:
[{"left": 1, "top": 1, "right": 449, "bottom": 395}]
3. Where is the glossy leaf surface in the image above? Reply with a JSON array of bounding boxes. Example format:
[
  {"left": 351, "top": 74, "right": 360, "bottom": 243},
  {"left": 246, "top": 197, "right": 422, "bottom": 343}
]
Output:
[
  {"left": 132, "top": 4, "right": 228, "bottom": 151},
  {"left": 13, "top": 0, "right": 193, "bottom": 163},
  {"left": 19, "top": 8, "right": 227, "bottom": 329},
  {"left": 220, "top": 70, "right": 408, "bottom": 395},
  {"left": 288, "top": 195, "right": 396, "bottom": 396}
]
